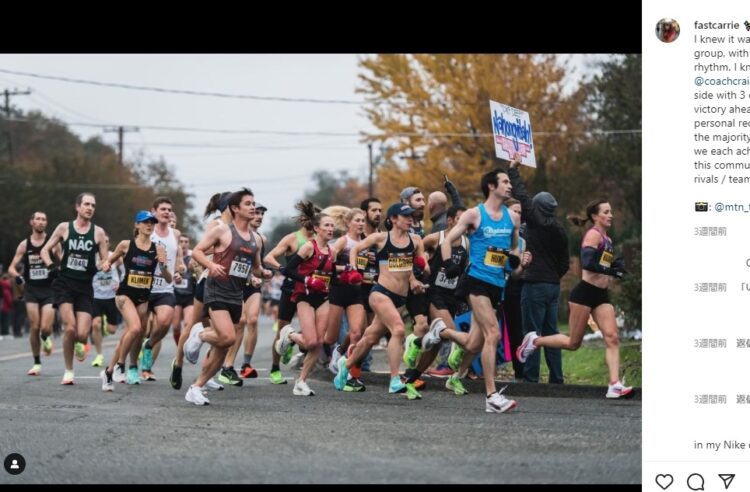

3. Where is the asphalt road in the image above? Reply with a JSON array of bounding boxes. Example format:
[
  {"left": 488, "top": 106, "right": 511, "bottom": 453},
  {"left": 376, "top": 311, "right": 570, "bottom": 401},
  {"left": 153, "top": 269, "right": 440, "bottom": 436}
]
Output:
[{"left": 0, "top": 317, "right": 641, "bottom": 484}]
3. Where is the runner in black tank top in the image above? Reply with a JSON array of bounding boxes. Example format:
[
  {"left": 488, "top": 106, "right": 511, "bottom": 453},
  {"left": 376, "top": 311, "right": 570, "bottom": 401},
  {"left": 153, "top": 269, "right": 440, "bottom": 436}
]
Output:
[
  {"left": 99, "top": 210, "right": 167, "bottom": 391},
  {"left": 334, "top": 203, "right": 427, "bottom": 400},
  {"left": 40, "top": 192, "right": 109, "bottom": 386},
  {"left": 8, "top": 211, "right": 61, "bottom": 376}
]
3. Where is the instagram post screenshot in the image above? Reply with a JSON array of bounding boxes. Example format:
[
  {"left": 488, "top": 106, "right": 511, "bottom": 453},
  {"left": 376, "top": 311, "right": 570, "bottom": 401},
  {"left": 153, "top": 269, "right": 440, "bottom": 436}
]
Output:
[
  {"left": 644, "top": 0, "right": 750, "bottom": 491},
  {"left": 0, "top": 21, "right": 644, "bottom": 487}
]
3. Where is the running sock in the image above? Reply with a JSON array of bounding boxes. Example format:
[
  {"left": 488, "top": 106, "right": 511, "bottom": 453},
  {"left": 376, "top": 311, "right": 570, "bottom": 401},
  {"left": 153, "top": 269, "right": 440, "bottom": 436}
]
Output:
[
  {"left": 34, "top": 355, "right": 41, "bottom": 364},
  {"left": 105, "top": 369, "right": 113, "bottom": 383},
  {"left": 145, "top": 340, "right": 153, "bottom": 350},
  {"left": 323, "top": 343, "right": 333, "bottom": 358},
  {"left": 271, "top": 364, "right": 280, "bottom": 372},
  {"left": 129, "top": 364, "right": 138, "bottom": 371},
  {"left": 300, "top": 347, "right": 308, "bottom": 355},
  {"left": 243, "top": 353, "right": 253, "bottom": 365},
  {"left": 336, "top": 344, "right": 346, "bottom": 355},
  {"left": 41, "top": 334, "right": 49, "bottom": 341},
  {"left": 414, "top": 338, "right": 423, "bottom": 348}
]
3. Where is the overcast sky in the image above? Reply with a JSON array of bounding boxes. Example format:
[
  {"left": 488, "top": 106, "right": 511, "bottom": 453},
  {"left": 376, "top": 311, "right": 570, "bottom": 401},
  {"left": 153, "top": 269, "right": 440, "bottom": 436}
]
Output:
[{"left": 0, "top": 54, "right": 610, "bottom": 236}]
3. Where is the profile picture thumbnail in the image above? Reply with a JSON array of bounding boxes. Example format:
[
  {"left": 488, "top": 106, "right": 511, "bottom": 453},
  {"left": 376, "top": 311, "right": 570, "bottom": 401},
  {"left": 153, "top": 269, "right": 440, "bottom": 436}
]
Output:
[{"left": 656, "top": 18, "right": 680, "bottom": 43}]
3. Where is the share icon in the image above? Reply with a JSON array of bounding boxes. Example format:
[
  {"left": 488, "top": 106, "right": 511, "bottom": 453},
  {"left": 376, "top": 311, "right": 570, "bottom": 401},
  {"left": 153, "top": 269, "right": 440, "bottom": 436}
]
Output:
[{"left": 718, "top": 474, "right": 735, "bottom": 489}]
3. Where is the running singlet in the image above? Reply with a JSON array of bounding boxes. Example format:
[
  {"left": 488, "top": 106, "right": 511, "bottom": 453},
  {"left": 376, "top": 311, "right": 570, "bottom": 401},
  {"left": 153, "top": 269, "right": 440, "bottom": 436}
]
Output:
[
  {"left": 60, "top": 221, "right": 98, "bottom": 281},
  {"left": 116, "top": 240, "right": 158, "bottom": 300},
  {"left": 428, "top": 231, "right": 468, "bottom": 292},
  {"left": 586, "top": 226, "right": 615, "bottom": 270},
  {"left": 93, "top": 263, "right": 121, "bottom": 300},
  {"left": 204, "top": 224, "right": 257, "bottom": 306},
  {"left": 282, "top": 229, "right": 309, "bottom": 293},
  {"left": 150, "top": 227, "right": 178, "bottom": 294},
  {"left": 467, "top": 203, "right": 514, "bottom": 288},
  {"left": 23, "top": 236, "right": 52, "bottom": 287},
  {"left": 292, "top": 240, "right": 334, "bottom": 299},
  {"left": 376, "top": 232, "right": 415, "bottom": 273}
]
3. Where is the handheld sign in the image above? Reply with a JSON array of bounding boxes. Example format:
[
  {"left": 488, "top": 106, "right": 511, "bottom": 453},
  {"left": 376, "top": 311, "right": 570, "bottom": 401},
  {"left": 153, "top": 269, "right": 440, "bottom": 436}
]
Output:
[{"left": 489, "top": 100, "right": 536, "bottom": 168}]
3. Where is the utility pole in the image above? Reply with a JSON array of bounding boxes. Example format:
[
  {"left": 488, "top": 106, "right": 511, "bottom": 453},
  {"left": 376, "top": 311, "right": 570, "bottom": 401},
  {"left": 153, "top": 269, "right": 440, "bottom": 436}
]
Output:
[
  {"left": 2, "top": 88, "right": 31, "bottom": 166},
  {"left": 368, "top": 143, "right": 373, "bottom": 197},
  {"left": 103, "top": 126, "right": 139, "bottom": 165}
]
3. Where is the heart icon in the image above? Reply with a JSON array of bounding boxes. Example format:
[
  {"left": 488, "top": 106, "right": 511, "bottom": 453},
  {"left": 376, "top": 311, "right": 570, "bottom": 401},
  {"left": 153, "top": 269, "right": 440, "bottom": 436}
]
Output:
[{"left": 655, "top": 474, "right": 674, "bottom": 490}]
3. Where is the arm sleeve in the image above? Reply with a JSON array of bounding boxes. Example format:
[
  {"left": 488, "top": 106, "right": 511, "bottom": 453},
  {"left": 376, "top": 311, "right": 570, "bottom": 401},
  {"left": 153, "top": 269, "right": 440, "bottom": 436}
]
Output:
[
  {"left": 448, "top": 184, "right": 463, "bottom": 208},
  {"left": 284, "top": 254, "right": 307, "bottom": 282},
  {"left": 556, "top": 229, "right": 570, "bottom": 278},
  {"left": 507, "top": 167, "right": 534, "bottom": 224},
  {"left": 580, "top": 247, "right": 615, "bottom": 276}
]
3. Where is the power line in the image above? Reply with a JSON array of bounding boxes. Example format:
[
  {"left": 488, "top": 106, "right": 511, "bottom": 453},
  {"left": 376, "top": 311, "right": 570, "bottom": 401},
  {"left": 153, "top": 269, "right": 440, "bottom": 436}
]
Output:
[{"left": 0, "top": 68, "right": 364, "bottom": 105}]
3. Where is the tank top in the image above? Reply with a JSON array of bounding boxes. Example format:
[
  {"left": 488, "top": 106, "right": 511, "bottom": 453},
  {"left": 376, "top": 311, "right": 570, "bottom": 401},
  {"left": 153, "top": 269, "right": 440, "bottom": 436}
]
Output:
[
  {"left": 60, "top": 221, "right": 98, "bottom": 282},
  {"left": 376, "top": 232, "right": 415, "bottom": 274},
  {"left": 93, "top": 257, "right": 121, "bottom": 300},
  {"left": 428, "top": 230, "right": 468, "bottom": 292},
  {"left": 150, "top": 226, "right": 178, "bottom": 294},
  {"left": 292, "top": 239, "right": 334, "bottom": 298},
  {"left": 116, "top": 239, "right": 158, "bottom": 300},
  {"left": 585, "top": 226, "right": 615, "bottom": 271},
  {"left": 174, "top": 253, "right": 195, "bottom": 296},
  {"left": 204, "top": 224, "right": 257, "bottom": 306},
  {"left": 23, "top": 236, "right": 52, "bottom": 287},
  {"left": 467, "top": 203, "right": 514, "bottom": 288}
]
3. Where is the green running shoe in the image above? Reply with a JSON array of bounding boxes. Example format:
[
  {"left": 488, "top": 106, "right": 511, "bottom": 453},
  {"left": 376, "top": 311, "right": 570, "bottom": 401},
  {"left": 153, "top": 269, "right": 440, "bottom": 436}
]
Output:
[
  {"left": 402, "top": 333, "right": 421, "bottom": 369},
  {"left": 405, "top": 382, "right": 422, "bottom": 400},
  {"left": 447, "top": 343, "right": 465, "bottom": 372},
  {"left": 218, "top": 367, "right": 243, "bottom": 387},
  {"left": 269, "top": 369, "right": 287, "bottom": 385},
  {"left": 446, "top": 375, "right": 469, "bottom": 395},
  {"left": 91, "top": 354, "right": 104, "bottom": 367},
  {"left": 343, "top": 378, "right": 366, "bottom": 392},
  {"left": 169, "top": 358, "right": 182, "bottom": 390},
  {"left": 41, "top": 336, "right": 53, "bottom": 356}
]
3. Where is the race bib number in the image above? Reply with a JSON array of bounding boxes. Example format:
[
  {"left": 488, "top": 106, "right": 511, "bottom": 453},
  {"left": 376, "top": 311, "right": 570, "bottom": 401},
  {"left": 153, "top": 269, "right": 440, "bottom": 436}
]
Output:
[
  {"left": 312, "top": 271, "right": 331, "bottom": 288},
  {"left": 175, "top": 277, "right": 188, "bottom": 289},
  {"left": 599, "top": 251, "right": 614, "bottom": 268},
  {"left": 97, "top": 275, "right": 112, "bottom": 287},
  {"left": 67, "top": 255, "right": 88, "bottom": 271},
  {"left": 483, "top": 247, "right": 507, "bottom": 268},
  {"left": 30, "top": 267, "right": 49, "bottom": 280},
  {"left": 127, "top": 273, "right": 152, "bottom": 289},
  {"left": 435, "top": 271, "right": 458, "bottom": 290},
  {"left": 229, "top": 260, "right": 251, "bottom": 279},
  {"left": 362, "top": 272, "right": 375, "bottom": 284},
  {"left": 153, "top": 276, "right": 167, "bottom": 289},
  {"left": 387, "top": 254, "right": 413, "bottom": 272},
  {"left": 356, "top": 255, "right": 369, "bottom": 270}
]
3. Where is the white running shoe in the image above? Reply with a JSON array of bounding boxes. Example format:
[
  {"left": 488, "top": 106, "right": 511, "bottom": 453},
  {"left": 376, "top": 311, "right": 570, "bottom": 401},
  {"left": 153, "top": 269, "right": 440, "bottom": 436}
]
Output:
[
  {"left": 100, "top": 370, "right": 114, "bottom": 392},
  {"left": 516, "top": 331, "right": 539, "bottom": 363},
  {"left": 61, "top": 370, "right": 74, "bottom": 385},
  {"left": 113, "top": 366, "right": 127, "bottom": 384},
  {"left": 275, "top": 325, "right": 294, "bottom": 357},
  {"left": 423, "top": 317, "right": 448, "bottom": 350},
  {"left": 204, "top": 378, "right": 225, "bottom": 391},
  {"left": 184, "top": 323, "right": 205, "bottom": 365},
  {"left": 328, "top": 345, "right": 342, "bottom": 375},
  {"left": 293, "top": 378, "right": 315, "bottom": 396},
  {"left": 185, "top": 384, "right": 210, "bottom": 405},
  {"left": 485, "top": 390, "right": 517, "bottom": 413},
  {"left": 606, "top": 380, "right": 635, "bottom": 399}
]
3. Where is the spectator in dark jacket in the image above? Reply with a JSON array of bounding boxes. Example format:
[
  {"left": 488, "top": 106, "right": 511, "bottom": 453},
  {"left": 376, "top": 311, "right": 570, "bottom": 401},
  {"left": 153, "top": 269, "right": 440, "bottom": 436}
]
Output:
[
  {"left": 508, "top": 156, "right": 569, "bottom": 384},
  {"left": 428, "top": 177, "right": 464, "bottom": 234}
]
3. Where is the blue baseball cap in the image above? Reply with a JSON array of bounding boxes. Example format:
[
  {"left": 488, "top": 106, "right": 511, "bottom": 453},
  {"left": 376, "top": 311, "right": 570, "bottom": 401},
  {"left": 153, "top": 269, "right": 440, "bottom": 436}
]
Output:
[
  {"left": 135, "top": 210, "right": 157, "bottom": 223},
  {"left": 387, "top": 203, "right": 415, "bottom": 217}
]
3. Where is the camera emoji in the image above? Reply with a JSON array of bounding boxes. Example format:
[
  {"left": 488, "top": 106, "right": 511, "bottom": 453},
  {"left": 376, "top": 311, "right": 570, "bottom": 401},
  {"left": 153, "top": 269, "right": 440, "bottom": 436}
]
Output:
[{"left": 695, "top": 202, "right": 708, "bottom": 212}]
